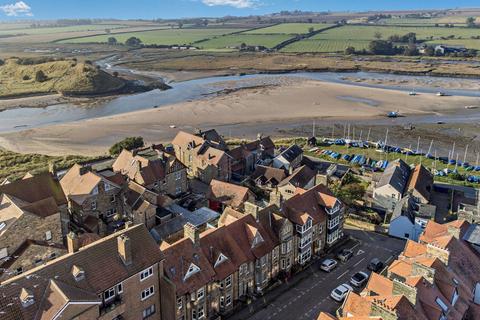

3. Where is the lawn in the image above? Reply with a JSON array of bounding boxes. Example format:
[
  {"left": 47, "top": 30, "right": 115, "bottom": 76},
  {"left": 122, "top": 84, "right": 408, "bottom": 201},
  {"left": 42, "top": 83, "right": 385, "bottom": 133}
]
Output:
[
  {"left": 198, "top": 34, "right": 293, "bottom": 49},
  {"left": 60, "top": 28, "right": 245, "bottom": 45},
  {"left": 0, "top": 24, "right": 127, "bottom": 36},
  {"left": 282, "top": 25, "right": 480, "bottom": 52},
  {"left": 244, "top": 23, "right": 335, "bottom": 35}
]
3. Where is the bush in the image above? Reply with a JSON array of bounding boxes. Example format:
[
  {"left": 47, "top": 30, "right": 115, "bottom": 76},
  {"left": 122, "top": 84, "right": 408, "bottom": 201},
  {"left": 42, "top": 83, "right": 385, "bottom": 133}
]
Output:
[
  {"left": 35, "top": 70, "right": 47, "bottom": 82},
  {"left": 0, "top": 58, "right": 4, "bottom": 66},
  {"left": 22, "top": 74, "right": 30, "bottom": 81},
  {"left": 125, "top": 36, "right": 142, "bottom": 47},
  {"left": 109, "top": 136, "right": 144, "bottom": 156},
  {"left": 345, "top": 46, "right": 356, "bottom": 55}
]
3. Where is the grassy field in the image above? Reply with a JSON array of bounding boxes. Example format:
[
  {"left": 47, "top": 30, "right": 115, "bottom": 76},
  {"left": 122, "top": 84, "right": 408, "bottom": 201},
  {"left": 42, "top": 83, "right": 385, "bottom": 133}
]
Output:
[
  {"left": 60, "top": 28, "right": 245, "bottom": 45},
  {"left": 378, "top": 16, "right": 479, "bottom": 26},
  {"left": 425, "top": 39, "right": 480, "bottom": 50},
  {"left": 282, "top": 25, "right": 480, "bottom": 52},
  {"left": 0, "top": 58, "right": 125, "bottom": 97},
  {"left": 0, "top": 24, "right": 126, "bottom": 36},
  {"left": 0, "top": 148, "right": 104, "bottom": 181},
  {"left": 244, "top": 23, "right": 335, "bottom": 34},
  {"left": 198, "top": 34, "right": 293, "bottom": 49}
]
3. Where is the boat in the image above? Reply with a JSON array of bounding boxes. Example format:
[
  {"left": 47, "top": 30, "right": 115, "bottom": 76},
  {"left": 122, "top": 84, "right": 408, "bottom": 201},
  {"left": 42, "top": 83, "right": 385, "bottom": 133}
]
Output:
[
  {"left": 387, "top": 111, "right": 399, "bottom": 118},
  {"left": 409, "top": 89, "right": 417, "bottom": 96},
  {"left": 436, "top": 92, "right": 446, "bottom": 97}
]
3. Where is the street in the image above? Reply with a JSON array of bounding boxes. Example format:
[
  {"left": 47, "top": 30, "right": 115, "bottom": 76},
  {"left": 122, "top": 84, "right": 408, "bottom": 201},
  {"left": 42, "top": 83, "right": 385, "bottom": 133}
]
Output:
[{"left": 229, "top": 228, "right": 406, "bottom": 320}]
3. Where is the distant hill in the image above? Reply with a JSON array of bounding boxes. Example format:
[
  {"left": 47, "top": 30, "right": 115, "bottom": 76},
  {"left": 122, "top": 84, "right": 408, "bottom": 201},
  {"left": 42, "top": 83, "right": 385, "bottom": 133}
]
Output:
[{"left": 0, "top": 58, "right": 126, "bottom": 98}]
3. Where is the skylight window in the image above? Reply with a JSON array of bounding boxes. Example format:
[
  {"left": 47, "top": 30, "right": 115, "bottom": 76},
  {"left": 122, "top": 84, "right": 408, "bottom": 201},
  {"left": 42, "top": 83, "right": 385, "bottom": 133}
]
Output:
[
  {"left": 435, "top": 297, "right": 449, "bottom": 313},
  {"left": 252, "top": 232, "right": 264, "bottom": 248}
]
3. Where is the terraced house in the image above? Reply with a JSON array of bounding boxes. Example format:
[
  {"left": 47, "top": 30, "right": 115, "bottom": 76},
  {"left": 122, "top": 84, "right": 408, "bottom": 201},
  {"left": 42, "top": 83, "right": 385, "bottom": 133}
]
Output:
[
  {"left": 60, "top": 164, "right": 124, "bottom": 235},
  {"left": 0, "top": 173, "right": 69, "bottom": 281},
  {"left": 0, "top": 224, "right": 165, "bottom": 320},
  {"left": 161, "top": 209, "right": 278, "bottom": 320},
  {"left": 172, "top": 130, "right": 232, "bottom": 184},
  {"left": 282, "top": 184, "right": 344, "bottom": 265},
  {"left": 113, "top": 145, "right": 188, "bottom": 197}
]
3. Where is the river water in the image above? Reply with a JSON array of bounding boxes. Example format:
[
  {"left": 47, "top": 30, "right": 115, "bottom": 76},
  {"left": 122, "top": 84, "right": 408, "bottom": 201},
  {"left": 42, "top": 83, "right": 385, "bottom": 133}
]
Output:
[{"left": 1, "top": 70, "right": 480, "bottom": 133}]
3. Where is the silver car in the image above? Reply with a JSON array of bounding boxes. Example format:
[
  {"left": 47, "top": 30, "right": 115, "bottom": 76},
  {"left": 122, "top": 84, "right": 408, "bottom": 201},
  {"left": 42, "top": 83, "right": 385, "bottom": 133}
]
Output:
[
  {"left": 330, "top": 283, "right": 353, "bottom": 302},
  {"left": 320, "top": 258, "right": 338, "bottom": 272}
]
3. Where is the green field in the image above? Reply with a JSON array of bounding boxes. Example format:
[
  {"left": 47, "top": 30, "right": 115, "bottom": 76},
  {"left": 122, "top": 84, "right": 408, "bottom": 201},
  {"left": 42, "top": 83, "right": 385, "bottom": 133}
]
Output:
[
  {"left": 378, "top": 16, "right": 479, "bottom": 26},
  {"left": 282, "top": 25, "right": 480, "bottom": 52},
  {"left": 198, "top": 34, "right": 293, "bottom": 49},
  {"left": 0, "top": 24, "right": 126, "bottom": 36},
  {"left": 244, "top": 23, "right": 335, "bottom": 34},
  {"left": 60, "top": 28, "right": 245, "bottom": 45}
]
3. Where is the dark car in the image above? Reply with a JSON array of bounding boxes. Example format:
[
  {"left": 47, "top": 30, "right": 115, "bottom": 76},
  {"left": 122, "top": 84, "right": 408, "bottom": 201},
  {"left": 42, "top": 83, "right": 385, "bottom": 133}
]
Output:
[
  {"left": 368, "top": 258, "right": 384, "bottom": 273},
  {"left": 350, "top": 271, "right": 369, "bottom": 287},
  {"left": 337, "top": 249, "right": 354, "bottom": 262}
]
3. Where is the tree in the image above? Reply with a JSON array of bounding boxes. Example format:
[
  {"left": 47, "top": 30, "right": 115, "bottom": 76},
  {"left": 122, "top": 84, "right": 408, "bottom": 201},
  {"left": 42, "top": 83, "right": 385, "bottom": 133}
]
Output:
[
  {"left": 368, "top": 40, "right": 395, "bottom": 55},
  {"left": 125, "top": 36, "right": 142, "bottom": 47},
  {"left": 0, "top": 58, "right": 4, "bottom": 66},
  {"left": 345, "top": 46, "right": 356, "bottom": 55},
  {"left": 35, "top": 70, "right": 47, "bottom": 82},
  {"left": 335, "top": 183, "right": 366, "bottom": 207},
  {"left": 308, "top": 27, "right": 314, "bottom": 33},
  {"left": 374, "top": 31, "right": 383, "bottom": 40},
  {"left": 107, "top": 37, "right": 117, "bottom": 45},
  {"left": 109, "top": 136, "right": 145, "bottom": 156},
  {"left": 466, "top": 17, "right": 477, "bottom": 28}
]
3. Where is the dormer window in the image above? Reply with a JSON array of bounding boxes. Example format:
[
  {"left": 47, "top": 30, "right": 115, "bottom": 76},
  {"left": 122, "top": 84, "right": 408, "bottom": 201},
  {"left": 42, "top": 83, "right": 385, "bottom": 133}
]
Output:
[
  {"left": 214, "top": 253, "right": 229, "bottom": 268},
  {"left": 184, "top": 263, "right": 200, "bottom": 281},
  {"left": 72, "top": 265, "right": 85, "bottom": 282},
  {"left": 20, "top": 288, "right": 34, "bottom": 308},
  {"left": 104, "top": 182, "right": 112, "bottom": 191},
  {"left": 252, "top": 232, "right": 264, "bottom": 248},
  {"left": 91, "top": 186, "right": 98, "bottom": 195}
]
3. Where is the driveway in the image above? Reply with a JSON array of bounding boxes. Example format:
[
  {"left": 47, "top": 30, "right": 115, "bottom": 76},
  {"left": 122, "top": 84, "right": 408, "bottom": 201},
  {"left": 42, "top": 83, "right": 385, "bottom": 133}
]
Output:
[{"left": 229, "top": 228, "right": 405, "bottom": 320}]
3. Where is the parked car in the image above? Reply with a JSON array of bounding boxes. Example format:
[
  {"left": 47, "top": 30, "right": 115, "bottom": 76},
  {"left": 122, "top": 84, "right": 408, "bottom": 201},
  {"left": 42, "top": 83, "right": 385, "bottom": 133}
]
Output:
[
  {"left": 330, "top": 284, "right": 353, "bottom": 302},
  {"left": 368, "top": 258, "right": 384, "bottom": 273},
  {"left": 350, "top": 271, "right": 369, "bottom": 287},
  {"left": 320, "top": 258, "right": 338, "bottom": 272},
  {"left": 337, "top": 249, "right": 354, "bottom": 262}
]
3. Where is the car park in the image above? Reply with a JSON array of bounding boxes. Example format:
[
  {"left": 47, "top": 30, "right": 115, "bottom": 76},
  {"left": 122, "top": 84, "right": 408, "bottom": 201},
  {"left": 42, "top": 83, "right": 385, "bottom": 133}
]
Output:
[
  {"left": 337, "top": 249, "right": 354, "bottom": 262},
  {"left": 368, "top": 258, "right": 384, "bottom": 273},
  {"left": 320, "top": 258, "right": 338, "bottom": 272},
  {"left": 330, "top": 284, "right": 353, "bottom": 302},
  {"left": 350, "top": 271, "right": 369, "bottom": 287}
]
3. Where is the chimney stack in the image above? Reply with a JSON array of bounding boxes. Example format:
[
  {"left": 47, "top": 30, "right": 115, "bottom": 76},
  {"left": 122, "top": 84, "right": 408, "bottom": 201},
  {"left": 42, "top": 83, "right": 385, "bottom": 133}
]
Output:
[
  {"left": 67, "top": 232, "right": 80, "bottom": 253},
  {"left": 118, "top": 235, "right": 132, "bottom": 266},
  {"left": 184, "top": 223, "right": 199, "bottom": 245}
]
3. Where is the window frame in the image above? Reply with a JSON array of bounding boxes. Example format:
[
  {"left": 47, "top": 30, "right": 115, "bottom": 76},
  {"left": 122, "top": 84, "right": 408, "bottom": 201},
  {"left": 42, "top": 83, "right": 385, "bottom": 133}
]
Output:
[{"left": 140, "top": 266, "right": 154, "bottom": 281}]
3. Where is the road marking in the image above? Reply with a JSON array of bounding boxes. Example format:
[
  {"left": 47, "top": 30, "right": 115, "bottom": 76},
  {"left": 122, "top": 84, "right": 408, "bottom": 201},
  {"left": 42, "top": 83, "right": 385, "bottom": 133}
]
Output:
[
  {"left": 337, "top": 270, "right": 350, "bottom": 279},
  {"left": 351, "top": 242, "right": 360, "bottom": 250},
  {"left": 357, "top": 249, "right": 365, "bottom": 256},
  {"left": 353, "top": 257, "right": 366, "bottom": 267}
]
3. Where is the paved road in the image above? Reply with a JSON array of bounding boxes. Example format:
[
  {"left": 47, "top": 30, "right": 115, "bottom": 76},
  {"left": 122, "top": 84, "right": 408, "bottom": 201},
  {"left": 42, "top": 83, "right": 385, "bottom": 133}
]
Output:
[{"left": 230, "top": 228, "right": 406, "bottom": 320}]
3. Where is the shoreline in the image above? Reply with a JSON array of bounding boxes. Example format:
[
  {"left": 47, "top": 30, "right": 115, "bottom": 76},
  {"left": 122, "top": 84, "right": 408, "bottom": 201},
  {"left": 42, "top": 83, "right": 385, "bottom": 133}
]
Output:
[{"left": 1, "top": 79, "right": 479, "bottom": 156}]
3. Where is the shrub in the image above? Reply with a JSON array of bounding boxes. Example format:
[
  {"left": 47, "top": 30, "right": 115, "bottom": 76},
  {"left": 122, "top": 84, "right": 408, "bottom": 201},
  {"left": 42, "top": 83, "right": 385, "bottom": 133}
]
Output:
[
  {"left": 35, "top": 70, "right": 47, "bottom": 82},
  {"left": 109, "top": 136, "right": 144, "bottom": 156},
  {"left": 22, "top": 74, "right": 30, "bottom": 81}
]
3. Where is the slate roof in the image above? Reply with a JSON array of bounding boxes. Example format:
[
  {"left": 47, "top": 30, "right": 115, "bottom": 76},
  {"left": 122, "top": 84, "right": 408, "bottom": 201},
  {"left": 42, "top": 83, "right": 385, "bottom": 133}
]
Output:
[
  {"left": 0, "top": 224, "right": 162, "bottom": 320},
  {"left": 278, "top": 165, "right": 316, "bottom": 188},
  {"left": 206, "top": 179, "right": 253, "bottom": 209},
  {"left": 376, "top": 159, "right": 411, "bottom": 194},
  {"left": 251, "top": 165, "right": 286, "bottom": 186},
  {"left": 278, "top": 144, "right": 303, "bottom": 163}
]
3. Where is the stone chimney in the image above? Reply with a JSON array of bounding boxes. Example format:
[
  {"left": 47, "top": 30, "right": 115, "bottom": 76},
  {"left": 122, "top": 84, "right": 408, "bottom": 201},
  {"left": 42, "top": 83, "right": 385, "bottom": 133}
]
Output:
[
  {"left": 244, "top": 201, "right": 260, "bottom": 219},
  {"left": 392, "top": 279, "right": 417, "bottom": 305},
  {"left": 370, "top": 299, "right": 398, "bottom": 320},
  {"left": 411, "top": 261, "right": 436, "bottom": 284},
  {"left": 118, "top": 235, "right": 132, "bottom": 266},
  {"left": 269, "top": 189, "right": 283, "bottom": 207},
  {"left": 67, "top": 232, "right": 80, "bottom": 253},
  {"left": 184, "top": 223, "right": 199, "bottom": 245},
  {"left": 78, "top": 165, "right": 91, "bottom": 176},
  {"left": 426, "top": 243, "right": 450, "bottom": 266},
  {"left": 447, "top": 225, "right": 461, "bottom": 239}
]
